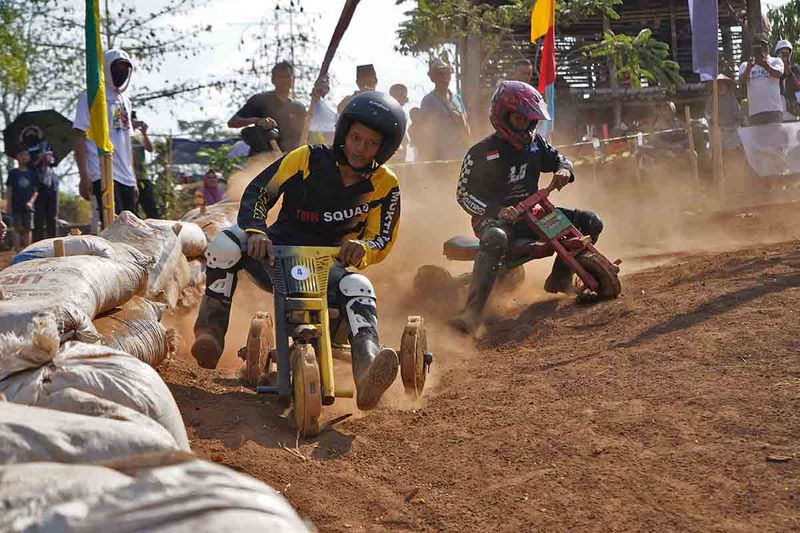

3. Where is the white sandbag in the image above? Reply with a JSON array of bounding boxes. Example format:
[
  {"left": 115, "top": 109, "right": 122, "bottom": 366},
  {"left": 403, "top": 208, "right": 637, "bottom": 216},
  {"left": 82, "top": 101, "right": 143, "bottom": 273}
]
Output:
[
  {"left": 0, "top": 462, "right": 133, "bottom": 531},
  {"left": 11, "top": 235, "right": 116, "bottom": 265},
  {"left": 0, "top": 255, "right": 147, "bottom": 342},
  {"left": 0, "top": 330, "right": 189, "bottom": 450},
  {"left": 0, "top": 402, "right": 182, "bottom": 464},
  {"left": 181, "top": 199, "right": 240, "bottom": 240},
  {"left": 147, "top": 219, "right": 208, "bottom": 259},
  {"left": 94, "top": 296, "right": 174, "bottom": 367},
  {"left": 3, "top": 459, "right": 309, "bottom": 532},
  {"left": 101, "top": 211, "right": 191, "bottom": 309}
]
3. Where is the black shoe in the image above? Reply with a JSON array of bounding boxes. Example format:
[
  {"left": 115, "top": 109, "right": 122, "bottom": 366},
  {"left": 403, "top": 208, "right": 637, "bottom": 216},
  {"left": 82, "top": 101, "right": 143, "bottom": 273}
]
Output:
[
  {"left": 355, "top": 348, "right": 399, "bottom": 410},
  {"left": 192, "top": 333, "right": 223, "bottom": 369}
]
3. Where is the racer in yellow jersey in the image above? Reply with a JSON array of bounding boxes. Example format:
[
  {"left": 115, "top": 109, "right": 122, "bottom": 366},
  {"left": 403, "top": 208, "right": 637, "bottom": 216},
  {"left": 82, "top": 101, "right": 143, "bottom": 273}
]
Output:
[{"left": 192, "top": 92, "right": 405, "bottom": 410}]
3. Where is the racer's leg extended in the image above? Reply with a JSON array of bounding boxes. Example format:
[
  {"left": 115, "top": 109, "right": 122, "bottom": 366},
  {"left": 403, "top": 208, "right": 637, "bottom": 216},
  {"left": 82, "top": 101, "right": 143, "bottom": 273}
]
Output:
[
  {"left": 192, "top": 226, "right": 272, "bottom": 368},
  {"left": 328, "top": 265, "right": 398, "bottom": 410},
  {"left": 450, "top": 222, "right": 509, "bottom": 333},
  {"left": 545, "top": 208, "right": 604, "bottom": 293}
]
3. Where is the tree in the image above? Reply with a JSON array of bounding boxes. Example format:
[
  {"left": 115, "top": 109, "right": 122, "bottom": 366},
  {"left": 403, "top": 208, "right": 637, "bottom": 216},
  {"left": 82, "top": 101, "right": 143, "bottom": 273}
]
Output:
[
  {"left": 176, "top": 118, "right": 235, "bottom": 140},
  {"left": 768, "top": 0, "right": 800, "bottom": 58},
  {"left": 196, "top": 146, "right": 244, "bottom": 178},
  {"left": 231, "top": 1, "right": 323, "bottom": 104},
  {"left": 582, "top": 28, "right": 684, "bottom": 127},
  {"left": 58, "top": 191, "right": 92, "bottom": 224},
  {"left": 0, "top": 0, "right": 214, "bottom": 138},
  {"left": 0, "top": 3, "right": 28, "bottom": 98},
  {"left": 395, "top": 0, "right": 622, "bottom": 60},
  {"left": 582, "top": 29, "right": 684, "bottom": 89}
]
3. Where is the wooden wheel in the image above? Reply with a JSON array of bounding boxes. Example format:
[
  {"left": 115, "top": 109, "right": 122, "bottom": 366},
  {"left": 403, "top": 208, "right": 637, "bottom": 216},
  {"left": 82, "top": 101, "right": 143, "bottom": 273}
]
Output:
[
  {"left": 400, "top": 316, "right": 431, "bottom": 399},
  {"left": 243, "top": 312, "right": 274, "bottom": 384},
  {"left": 576, "top": 251, "right": 622, "bottom": 301},
  {"left": 291, "top": 343, "right": 322, "bottom": 437}
]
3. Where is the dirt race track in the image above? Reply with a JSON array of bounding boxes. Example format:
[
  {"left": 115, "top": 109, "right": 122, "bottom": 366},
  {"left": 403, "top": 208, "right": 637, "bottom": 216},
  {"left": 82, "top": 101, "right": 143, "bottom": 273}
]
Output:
[{"left": 159, "top": 233, "right": 800, "bottom": 531}]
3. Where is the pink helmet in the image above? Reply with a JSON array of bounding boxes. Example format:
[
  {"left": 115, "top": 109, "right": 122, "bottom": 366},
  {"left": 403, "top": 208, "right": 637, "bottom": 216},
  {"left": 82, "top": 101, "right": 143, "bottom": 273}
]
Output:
[{"left": 490, "top": 81, "right": 550, "bottom": 149}]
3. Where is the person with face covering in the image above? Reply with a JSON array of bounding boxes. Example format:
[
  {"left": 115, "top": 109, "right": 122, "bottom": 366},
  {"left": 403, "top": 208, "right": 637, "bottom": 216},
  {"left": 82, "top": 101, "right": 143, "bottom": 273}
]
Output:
[
  {"left": 192, "top": 92, "right": 406, "bottom": 411},
  {"left": 73, "top": 49, "right": 138, "bottom": 222},
  {"left": 229, "top": 61, "right": 307, "bottom": 156},
  {"left": 20, "top": 125, "right": 59, "bottom": 241}
]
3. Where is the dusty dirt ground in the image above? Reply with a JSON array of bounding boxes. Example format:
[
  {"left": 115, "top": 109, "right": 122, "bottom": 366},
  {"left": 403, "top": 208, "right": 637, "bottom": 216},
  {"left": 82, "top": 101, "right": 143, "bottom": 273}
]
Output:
[{"left": 155, "top": 165, "right": 800, "bottom": 531}]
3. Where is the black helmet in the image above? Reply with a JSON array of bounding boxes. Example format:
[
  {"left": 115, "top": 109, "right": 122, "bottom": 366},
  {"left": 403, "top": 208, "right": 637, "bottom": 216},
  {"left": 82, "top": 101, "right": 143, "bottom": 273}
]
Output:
[{"left": 333, "top": 91, "right": 407, "bottom": 172}]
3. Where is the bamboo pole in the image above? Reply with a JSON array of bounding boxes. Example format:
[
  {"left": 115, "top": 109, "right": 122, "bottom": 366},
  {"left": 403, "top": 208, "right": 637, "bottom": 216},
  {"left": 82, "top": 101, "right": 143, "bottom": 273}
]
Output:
[
  {"left": 711, "top": 79, "right": 725, "bottom": 187},
  {"left": 53, "top": 239, "right": 65, "bottom": 257},
  {"left": 684, "top": 106, "right": 701, "bottom": 184},
  {"left": 100, "top": 153, "right": 114, "bottom": 228}
]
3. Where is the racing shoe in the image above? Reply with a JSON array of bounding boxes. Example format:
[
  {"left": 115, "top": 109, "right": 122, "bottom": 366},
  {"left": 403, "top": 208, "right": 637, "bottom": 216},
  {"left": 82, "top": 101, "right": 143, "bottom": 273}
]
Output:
[
  {"left": 351, "top": 332, "right": 399, "bottom": 410},
  {"left": 192, "top": 333, "right": 223, "bottom": 369},
  {"left": 449, "top": 309, "right": 480, "bottom": 334},
  {"left": 543, "top": 269, "right": 575, "bottom": 294},
  {"left": 355, "top": 348, "right": 399, "bottom": 410}
]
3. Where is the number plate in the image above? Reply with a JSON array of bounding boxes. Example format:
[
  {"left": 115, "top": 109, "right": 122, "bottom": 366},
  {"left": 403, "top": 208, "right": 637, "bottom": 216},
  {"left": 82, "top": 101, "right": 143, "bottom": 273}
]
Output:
[{"left": 534, "top": 209, "right": 573, "bottom": 239}]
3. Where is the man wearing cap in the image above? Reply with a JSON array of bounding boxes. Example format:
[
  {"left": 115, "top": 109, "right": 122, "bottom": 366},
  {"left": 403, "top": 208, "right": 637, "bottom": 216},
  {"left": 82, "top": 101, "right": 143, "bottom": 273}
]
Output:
[
  {"left": 73, "top": 49, "right": 139, "bottom": 219},
  {"left": 419, "top": 58, "right": 470, "bottom": 161},
  {"left": 337, "top": 64, "right": 378, "bottom": 114},
  {"left": 775, "top": 39, "right": 800, "bottom": 117},
  {"left": 739, "top": 33, "right": 787, "bottom": 125}
]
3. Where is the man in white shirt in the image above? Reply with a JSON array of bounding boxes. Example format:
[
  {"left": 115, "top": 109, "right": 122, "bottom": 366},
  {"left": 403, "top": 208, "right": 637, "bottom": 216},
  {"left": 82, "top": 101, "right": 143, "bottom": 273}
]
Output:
[
  {"left": 73, "top": 49, "right": 138, "bottom": 222},
  {"left": 739, "top": 33, "right": 787, "bottom": 125}
]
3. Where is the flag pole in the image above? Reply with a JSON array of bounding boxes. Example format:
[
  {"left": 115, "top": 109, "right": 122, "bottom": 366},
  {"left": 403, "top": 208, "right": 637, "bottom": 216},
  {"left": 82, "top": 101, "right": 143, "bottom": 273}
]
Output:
[{"left": 101, "top": 153, "right": 114, "bottom": 227}]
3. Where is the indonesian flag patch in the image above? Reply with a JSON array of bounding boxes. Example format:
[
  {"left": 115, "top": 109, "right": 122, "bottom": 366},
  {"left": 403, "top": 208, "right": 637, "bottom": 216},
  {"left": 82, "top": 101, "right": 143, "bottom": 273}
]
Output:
[{"left": 486, "top": 150, "right": 500, "bottom": 161}]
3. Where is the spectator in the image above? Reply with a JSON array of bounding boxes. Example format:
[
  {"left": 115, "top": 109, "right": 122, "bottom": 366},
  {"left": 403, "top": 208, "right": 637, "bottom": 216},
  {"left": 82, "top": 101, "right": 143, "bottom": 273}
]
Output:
[
  {"left": 228, "top": 61, "right": 306, "bottom": 155},
  {"left": 739, "top": 33, "right": 786, "bottom": 125},
  {"left": 20, "top": 126, "right": 59, "bottom": 241},
  {"left": 131, "top": 111, "right": 158, "bottom": 219},
  {"left": 389, "top": 83, "right": 410, "bottom": 162},
  {"left": 202, "top": 170, "right": 224, "bottom": 206},
  {"left": 650, "top": 101, "right": 688, "bottom": 147},
  {"left": 338, "top": 64, "right": 378, "bottom": 113},
  {"left": 6, "top": 150, "right": 37, "bottom": 251},
  {"left": 511, "top": 58, "right": 534, "bottom": 83},
  {"left": 73, "top": 49, "right": 138, "bottom": 221},
  {"left": 705, "top": 74, "right": 742, "bottom": 150},
  {"left": 407, "top": 107, "right": 425, "bottom": 161},
  {"left": 419, "top": 58, "right": 470, "bottom": 161},
  {"left": 775, "top": 39, "right": 800, "bottom": 117}
]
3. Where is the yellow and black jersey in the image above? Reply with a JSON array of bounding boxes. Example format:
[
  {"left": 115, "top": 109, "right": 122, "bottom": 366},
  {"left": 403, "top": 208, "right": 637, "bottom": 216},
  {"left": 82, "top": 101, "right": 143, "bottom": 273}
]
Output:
[{"left": 238, "top": 145, "right": 401, "bottom": 269}]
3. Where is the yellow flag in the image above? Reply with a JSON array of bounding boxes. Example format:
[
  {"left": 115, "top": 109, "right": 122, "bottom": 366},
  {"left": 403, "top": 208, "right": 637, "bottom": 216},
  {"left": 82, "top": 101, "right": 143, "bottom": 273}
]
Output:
[{"left": 530, "top": 0, "right": 555, "bottom": 42}]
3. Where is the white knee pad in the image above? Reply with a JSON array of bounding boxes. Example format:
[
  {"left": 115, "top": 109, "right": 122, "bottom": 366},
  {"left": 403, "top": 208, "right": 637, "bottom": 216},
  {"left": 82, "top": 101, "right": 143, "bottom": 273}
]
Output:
[
  {"left": 205, "top": 225, "right": 246, "bottom": 269},
  {"left": 339, "top": 274, "right": 378, "bottom": 336},
  {"left": 208, "top": 272, "right": 236, "bottom": 298}
]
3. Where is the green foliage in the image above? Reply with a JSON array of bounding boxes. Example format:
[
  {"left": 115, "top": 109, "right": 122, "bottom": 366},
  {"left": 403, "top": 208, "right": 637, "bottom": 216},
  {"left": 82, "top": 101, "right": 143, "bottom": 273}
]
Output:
[
  {"left": 768, "top": 0, "right": 800, "bottom": 58},
  {"left": 58, "top": 191, "right": 91, "bottom": 224},
  {"left": 148, "top": 139, "right": 178, "bottom": 219},
  {"left": 196, "top": 146, "right": 244, "bottom": 178},
  {"left": 583, "top": 29, "right": 685, "bottom": 89},
  {"left": 0, "top": 3, "right": 28, "bottom": 96},
  {"left": 394, "top": 0, "right": 622, "bottom": 60}
]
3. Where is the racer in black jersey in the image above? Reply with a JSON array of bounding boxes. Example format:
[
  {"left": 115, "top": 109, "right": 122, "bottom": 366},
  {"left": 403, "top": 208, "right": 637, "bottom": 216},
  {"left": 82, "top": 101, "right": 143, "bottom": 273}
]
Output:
[
  {"left": 192, "top": 92, "right": 406, "bottom": 410},
  {"left": 451, "top": 81, "right": 604, "bottom": 333}
]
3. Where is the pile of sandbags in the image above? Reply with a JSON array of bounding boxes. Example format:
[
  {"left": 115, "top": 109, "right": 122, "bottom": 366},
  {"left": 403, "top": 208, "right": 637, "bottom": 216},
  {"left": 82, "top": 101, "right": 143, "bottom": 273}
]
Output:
[
  {"left": 0, "top": 321, "right": 309, "bottom": 532},
  {"left": 0, "top": 322, "right": 189, "bottom": 449},
  {"left": 146, "top": 219, "right": 208, "bottom": 259},
  {"left": 11, "top": 234, "right": 117, "bottom": 264},
  {"left": 94, "top": 296, "right": 174, "bottom": 367},
  {"left": 102, "top": 211, "right": 191, "bottom": 309},
  {"left": 0, "top": 254, "right": 148, "bottom": 342},
  {"left": 181, "top": 199, "right": 240, "bottom": 241},
  {"left": 0, "top": 459, "right": 310, "bottom": 532}
]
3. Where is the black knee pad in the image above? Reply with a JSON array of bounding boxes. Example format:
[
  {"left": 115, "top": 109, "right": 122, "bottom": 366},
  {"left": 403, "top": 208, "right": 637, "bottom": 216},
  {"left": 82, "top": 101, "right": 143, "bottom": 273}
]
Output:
[
  {"left": 573, "top": 210, "right": 603, "bottom": 243},
  {"left": 480, "top": 224, "right": 509, "bottom": 252}
]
